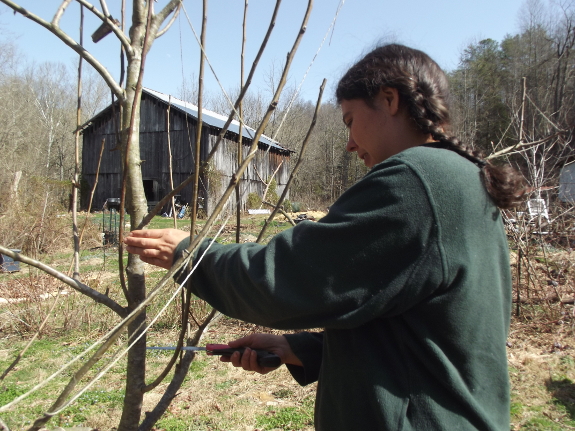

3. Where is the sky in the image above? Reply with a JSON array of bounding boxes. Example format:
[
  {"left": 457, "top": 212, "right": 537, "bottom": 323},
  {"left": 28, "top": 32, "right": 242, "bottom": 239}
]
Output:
[{"left": 0, "top": 0, "right": 528, "bottom": 104}]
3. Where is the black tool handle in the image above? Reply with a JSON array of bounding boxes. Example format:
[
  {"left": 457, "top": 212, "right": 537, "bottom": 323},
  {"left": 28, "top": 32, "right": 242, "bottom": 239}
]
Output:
[{"left": 208, "top": 347, "right": 282, "bottom": 368}]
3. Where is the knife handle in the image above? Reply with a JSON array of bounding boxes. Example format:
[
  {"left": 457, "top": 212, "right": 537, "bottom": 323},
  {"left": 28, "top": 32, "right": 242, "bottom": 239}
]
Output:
[{"left": 208, "top": 347, "right": 282, "bottom": 368}]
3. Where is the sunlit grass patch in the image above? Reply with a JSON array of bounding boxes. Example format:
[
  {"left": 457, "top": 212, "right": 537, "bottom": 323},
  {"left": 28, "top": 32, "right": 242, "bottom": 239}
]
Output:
[{"left": 255, "top": 396, "right": 314, "bottom": 430}]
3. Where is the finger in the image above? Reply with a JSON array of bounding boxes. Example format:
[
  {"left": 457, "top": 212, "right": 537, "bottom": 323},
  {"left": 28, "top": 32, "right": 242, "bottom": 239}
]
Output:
[
  {"left": 228, "top": 335, "right": 255, "bottom": 349},
  {"left": 248, "top": 349, "right": 266, "bottom": 374},
  {"left": 124, "top": 237, "right": 163, "bottom": 249},
  {"left": 140, "top": 256, "right": 171, "bottom": 269},
  {"left": 239, "top": 348, "right": 263, "bottom": 373},
  {"left": 125, "top": 245, "right": 163, "bottom": 258},
  {"left": 230, "top": 351, "right": 242, "bottom": 367},
  {"left": 239, "top": 347, "right": 251, "bottom": 370},
  {"left": 127, "top": 229, "right": 166, "bottom": 239}
]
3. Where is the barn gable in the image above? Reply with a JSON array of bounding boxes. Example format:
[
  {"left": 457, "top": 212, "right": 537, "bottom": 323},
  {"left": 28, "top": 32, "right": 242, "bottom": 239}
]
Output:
[{"left": 80, "top": 89, "right": 292, "bottom": 215}]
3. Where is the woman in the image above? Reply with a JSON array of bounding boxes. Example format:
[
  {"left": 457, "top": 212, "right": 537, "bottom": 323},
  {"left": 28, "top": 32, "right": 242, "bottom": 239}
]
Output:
[{"left": 125, "top": 44, "right": 524, "bottom": 430}]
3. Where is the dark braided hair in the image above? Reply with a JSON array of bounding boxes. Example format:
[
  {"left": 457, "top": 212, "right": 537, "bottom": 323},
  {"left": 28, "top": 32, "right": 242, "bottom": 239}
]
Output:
[{"left": 336, "top": 44, "right": 525, "bottom": 209}]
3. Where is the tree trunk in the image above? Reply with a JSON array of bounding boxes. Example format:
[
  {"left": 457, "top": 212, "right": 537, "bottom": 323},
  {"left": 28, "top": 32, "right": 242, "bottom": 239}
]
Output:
[
  {"left": 117, "top": 42, "right": 149, "bottom": 431},
  {"left": 9, "top": 171, "right": 22, "bottom": 203}
]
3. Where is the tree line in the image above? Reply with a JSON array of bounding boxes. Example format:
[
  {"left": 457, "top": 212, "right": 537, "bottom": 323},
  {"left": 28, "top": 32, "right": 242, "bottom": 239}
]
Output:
[
  {"left": 448, "top": 0, "right": 574, "bottom": 194},
  {"left": 0, "top": 40, "right": 108, "bottom": 192},
  {"left": 2, "top": 0, "right": 574, "bottom": 213}
]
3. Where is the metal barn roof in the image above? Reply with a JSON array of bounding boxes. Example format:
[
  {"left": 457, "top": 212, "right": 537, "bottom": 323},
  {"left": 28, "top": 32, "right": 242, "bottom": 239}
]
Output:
[
  {"left": 80, "top": 88, "right": 290, "bottom": 153},
  {"left": 144, "top": 88, "right": 287, "bottom": 152}
]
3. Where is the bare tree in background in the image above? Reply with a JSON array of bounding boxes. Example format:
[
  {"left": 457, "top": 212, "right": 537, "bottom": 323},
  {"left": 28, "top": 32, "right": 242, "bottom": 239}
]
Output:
[{"left": 0, "top": 1, "right": 317, "bottom": 430}]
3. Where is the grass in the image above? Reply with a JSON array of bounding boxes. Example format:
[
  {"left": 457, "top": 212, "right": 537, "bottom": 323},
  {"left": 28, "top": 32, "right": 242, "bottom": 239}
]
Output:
[
  {"left": 0, "top": 314, "right": 317, "bottom": 430},
  {"left": 0, "top": 212, "right": 314, "bottom": 429},
  {"left": 3, "top": 211, "right": 575, "bottom": 430},
  {"left": 255, "top": 397, "right": 315, "bottom": 430},
  {"left": 508, "top": 317, "right": 575, "bottom": 430}
]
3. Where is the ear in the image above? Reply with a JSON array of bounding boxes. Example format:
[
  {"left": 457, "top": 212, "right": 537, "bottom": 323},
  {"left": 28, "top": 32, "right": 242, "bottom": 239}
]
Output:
[{"left": 378, "top": 87, "right": 401, "bottom": 116}]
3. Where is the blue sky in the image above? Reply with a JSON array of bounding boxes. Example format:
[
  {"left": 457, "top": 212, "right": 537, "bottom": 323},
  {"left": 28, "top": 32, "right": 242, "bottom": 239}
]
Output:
[{"left": 0, "top": 0, "right": 527, "bottom": 103}]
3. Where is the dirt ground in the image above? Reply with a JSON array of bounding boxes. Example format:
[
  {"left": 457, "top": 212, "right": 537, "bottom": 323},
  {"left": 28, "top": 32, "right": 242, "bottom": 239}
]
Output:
[{"left": 1, "top": 216, "right": 575, "bottom": 429}]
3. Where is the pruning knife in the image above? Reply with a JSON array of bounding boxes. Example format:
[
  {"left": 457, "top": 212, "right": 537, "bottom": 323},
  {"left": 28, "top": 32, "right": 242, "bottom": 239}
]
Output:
[{"left": 147, "top": 345, "right": 282, "bottom": 368}]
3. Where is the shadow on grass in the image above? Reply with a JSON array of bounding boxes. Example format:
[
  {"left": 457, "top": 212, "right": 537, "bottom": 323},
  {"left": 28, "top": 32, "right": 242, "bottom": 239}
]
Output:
[{"left": 546, "top": 375, "right": 575, "bottom": 420}]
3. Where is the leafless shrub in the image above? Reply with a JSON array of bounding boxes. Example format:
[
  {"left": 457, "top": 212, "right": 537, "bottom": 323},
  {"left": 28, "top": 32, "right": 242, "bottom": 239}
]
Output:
[{"left": 0, "top": 177, "right": 70, "bottom": 256}]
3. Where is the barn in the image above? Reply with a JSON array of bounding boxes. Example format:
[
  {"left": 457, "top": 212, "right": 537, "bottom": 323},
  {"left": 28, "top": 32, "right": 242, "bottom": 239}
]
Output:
[{"left": 80, "top": 88, "right": 292, "bottom": 215}]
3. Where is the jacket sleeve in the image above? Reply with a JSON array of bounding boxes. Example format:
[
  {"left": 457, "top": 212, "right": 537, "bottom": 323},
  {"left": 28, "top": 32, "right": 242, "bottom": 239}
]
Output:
[
  {"left": 186, "top": 160, "right": 446, "bottom": 330},
  {"left": 283, "top": 332, "right": 323, "bottom": 386}
]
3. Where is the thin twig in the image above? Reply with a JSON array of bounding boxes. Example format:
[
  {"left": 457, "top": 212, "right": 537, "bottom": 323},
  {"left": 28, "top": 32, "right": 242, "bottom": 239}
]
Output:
[
  {"left": 137, "top": 176, "right": 197, "bottom": 229},
  {"left": 257, "top": 78, "right": 325, "bottom": 242},
  {"left": 180, "top": 0, "right": 313, "bottom": 260},
  {"left": 190, "top": 0, "right": 207, "bottom": 230},
  {"left": 262, "top": 201, "right": 295, "bottom": 226},
  {"left": 236, "top": 0, "right": 248, "bottom": 244},
  {"left": 76, "top": 138, "right": 105, "bottom": 246},
  {"left": 0, "top": 287, "right": 63, "bottom": 381},
  {"left": 141, "top": 287, "right": 193, "bottom": 393},
  {"left": 486, "top": 132, "right": 564, "bottom": 160},
  {"left": 0, "top": 246, "right": 125, "bottom": 317},
  {"left": 138, "top": 309, "right": 221, "bottom": 431},
  {"left": 193, "top": 0, "right": 283, "bottom": 164},
  {"left": 155, "top": 2, "right": 181, "bottom": 38},
  {"left": 71, "top": 4, "right": 84, "bottom": 280},
  {"left": 259, "top": 160, "right": 283, "bottom": 208},
  {"left": 166, "top": 98, "right": 177, "bottom": 228}
]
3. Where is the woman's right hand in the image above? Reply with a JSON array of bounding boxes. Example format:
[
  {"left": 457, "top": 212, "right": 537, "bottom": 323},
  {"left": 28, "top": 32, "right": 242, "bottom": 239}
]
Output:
[
  {"left": 208, "top": 333, "right": 302, "bottom": 375},
  {"left": 124, "top": 228, "right": 189, "bottom": 269}
]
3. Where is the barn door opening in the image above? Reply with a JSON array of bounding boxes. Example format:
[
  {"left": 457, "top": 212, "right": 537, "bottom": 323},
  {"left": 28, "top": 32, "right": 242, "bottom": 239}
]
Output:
[{"left": 143, "top": 179, "right": 160, "bottom": 210}]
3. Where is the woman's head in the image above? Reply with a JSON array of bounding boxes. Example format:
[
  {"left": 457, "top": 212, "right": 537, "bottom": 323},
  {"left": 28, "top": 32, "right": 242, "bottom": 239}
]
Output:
[
  {"left": 336, "top": 44, "right": 450, "bottom": 141},
  {"left": 337, "top": 43, "right": 526, "bottom": 209}
]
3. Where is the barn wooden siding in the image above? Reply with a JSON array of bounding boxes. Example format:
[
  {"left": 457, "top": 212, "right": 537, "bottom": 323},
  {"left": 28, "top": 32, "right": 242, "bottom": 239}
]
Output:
[
  {"left": 207, "top": 134, "right": 290, "bottom": 215},
  {"left": 81, "top": 90, "right": 291, "bottom": 216}
]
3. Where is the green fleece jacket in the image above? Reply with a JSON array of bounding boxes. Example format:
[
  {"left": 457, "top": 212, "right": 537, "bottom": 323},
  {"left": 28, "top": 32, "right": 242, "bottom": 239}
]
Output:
[{"left": 178, "top": 145, "right": 511, "bottom": 430}]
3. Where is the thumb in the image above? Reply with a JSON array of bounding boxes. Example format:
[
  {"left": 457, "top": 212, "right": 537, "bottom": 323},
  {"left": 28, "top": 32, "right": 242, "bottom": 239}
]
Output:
[{"left": 227, "top": 334, "right": 257, "bottom": 349}]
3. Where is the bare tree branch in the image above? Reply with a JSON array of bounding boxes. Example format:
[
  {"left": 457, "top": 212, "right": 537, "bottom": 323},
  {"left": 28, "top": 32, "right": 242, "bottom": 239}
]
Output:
[
  {"left": 153, "top": 0, "right": 183, "bottom": 25},
  {"left": 52, "top": 0, "right": 73, "bottom": 26},
  {"left": 0, "top": 246, "right": 126, "bottom": 317},
  {"left": 98, "top": 0, "right": 110, "bottom": 17},
  {"left": 190, "top": 0, "right": 207, "bottom": 228},
  {"left": 257, "top": 78, "right": 325, "bottom": 242},
  {"left": 180, "top": 0, "right": 313, "bottom": 259},
  {"left": 136, "top": 175, "right": 197, "bottom": 229},
  {"left": 138, "top": 309, "right": 222, "bottom": 431},
  {"left": 205, "top": 0, "right": 282, "bottom": 163},
  {"left": 263, "top": 201, "right": 296, "bottom": 226},
  {"left": 486, "top": 132, "right": 565, "bottom": 160},
  {"left": 71, "top": 3, "right": 84, "bottom": 279},
  {"left": 0, "top": 0, "right": 125, "bottom": 99},
  {"left": 75, "top": 0, "right": 133, "bottom": 55},
  {"left": 118, "top": 0, "right": 155, "bottom": 300},
  {"left": 236, "top": 0, "right": 248, "bottom": 243},
  {"left": 154, "top": 0, "right": 182, "bottom": 38}
]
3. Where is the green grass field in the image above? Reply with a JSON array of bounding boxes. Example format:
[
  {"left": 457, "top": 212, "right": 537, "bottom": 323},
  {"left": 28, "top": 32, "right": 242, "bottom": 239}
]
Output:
[{"left": 0, "top": 213, "right": 574, "bottom": 430}]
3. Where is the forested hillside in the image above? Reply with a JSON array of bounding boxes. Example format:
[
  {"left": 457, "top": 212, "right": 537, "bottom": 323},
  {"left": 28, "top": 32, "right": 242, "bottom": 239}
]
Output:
[{"left": 1, "top": 0, "right": 574, "bottom": 216}]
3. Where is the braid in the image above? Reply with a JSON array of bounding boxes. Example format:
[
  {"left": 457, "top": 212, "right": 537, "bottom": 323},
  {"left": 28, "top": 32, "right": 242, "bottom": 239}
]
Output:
[{"left": 336, "top": 44, "right": 526, "bottom": 209}]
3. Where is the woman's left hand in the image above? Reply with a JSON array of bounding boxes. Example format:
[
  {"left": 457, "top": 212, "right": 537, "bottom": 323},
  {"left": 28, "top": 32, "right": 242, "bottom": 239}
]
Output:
[{"left": 124, "top": 229, "right": 189, "bottom": 269}]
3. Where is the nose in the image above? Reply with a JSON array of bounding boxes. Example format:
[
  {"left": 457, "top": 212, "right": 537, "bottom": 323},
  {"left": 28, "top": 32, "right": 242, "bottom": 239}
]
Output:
[{"left": 346, "top": 136, "right": 358, "bottom": 153}]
